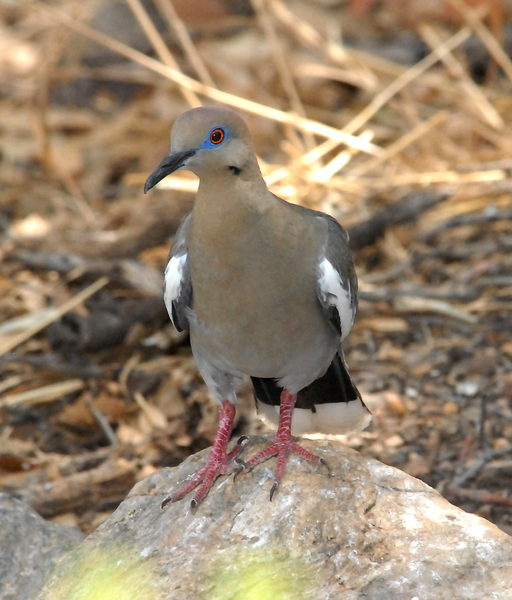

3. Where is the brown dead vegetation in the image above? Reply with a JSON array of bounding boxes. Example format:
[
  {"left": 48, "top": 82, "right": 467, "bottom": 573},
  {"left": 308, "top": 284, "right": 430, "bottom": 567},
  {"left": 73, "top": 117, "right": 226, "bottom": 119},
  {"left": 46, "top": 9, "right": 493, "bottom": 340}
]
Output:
[{"left": 1, "top": 0, "right": 512, "bottom": 534}]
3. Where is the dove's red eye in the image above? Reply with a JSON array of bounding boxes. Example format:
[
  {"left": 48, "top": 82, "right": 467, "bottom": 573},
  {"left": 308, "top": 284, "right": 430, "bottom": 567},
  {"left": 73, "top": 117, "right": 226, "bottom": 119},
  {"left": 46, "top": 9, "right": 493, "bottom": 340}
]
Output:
[{"left": 210, "top": 128, "right": 225, "bottom": 144}]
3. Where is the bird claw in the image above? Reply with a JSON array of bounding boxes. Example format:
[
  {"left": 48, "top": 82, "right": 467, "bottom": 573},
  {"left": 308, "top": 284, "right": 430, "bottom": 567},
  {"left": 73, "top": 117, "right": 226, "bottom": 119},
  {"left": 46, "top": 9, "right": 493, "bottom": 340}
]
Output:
[
  {"left": 233, "top": 457, "right": 248, "bottom": 480},
  {"left": 236, "top": 435, "right": 250, "bottom": 447},
  {"left": 161, "top": 496, "right": 173, "bottom": 509},
  {"left": 319, "top": 457, "right": 332, "bottom": 476},
  {"left": 231, "top": 437, "right": 251, "bottom": 480},
  {"left": 159, "top": 399, "right": 245, "bottom": 510},
  {"left": 269, "top": 480, "right": 279, "bottom": 501}
]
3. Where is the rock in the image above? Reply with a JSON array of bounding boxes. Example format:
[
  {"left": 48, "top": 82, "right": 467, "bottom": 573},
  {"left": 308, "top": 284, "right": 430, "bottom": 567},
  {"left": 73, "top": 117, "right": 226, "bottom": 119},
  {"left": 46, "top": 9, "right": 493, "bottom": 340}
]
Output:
[
  {"left": 0, "top": 493, "right": 84, "bottom": 600},
  {"left": 37, "top": 436, "right": 512, "bottom": 600}
]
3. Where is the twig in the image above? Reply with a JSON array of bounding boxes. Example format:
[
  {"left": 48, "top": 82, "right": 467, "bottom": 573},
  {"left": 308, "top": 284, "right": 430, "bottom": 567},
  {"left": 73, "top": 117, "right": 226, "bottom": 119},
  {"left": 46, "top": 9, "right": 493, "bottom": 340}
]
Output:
[
  {"left": 124, "top": 0, "right": 200, "bottom": 107},
  {"left": 35, "top": 3, "right": 98, "bottom": 225},
  {"left": 0, "top": 375, "right": 25, "bottom": 396},
  {"left": 154, "top": 0, "right": 216, "bottom": 87},
  {"left": 392, "top": 295, "right": 479, "bottom": 324},
  {"left": 0, "top": 380, "right": 85, "bottom": 408},
  {"left": 21, "top": 457, "right": 137, "bottom": 518},
  {"left": 86, "top": 397, "right": 118, "bottom": 445},
  {"left": 450, "top": 444, "right": 512, "bottom": 488},
  {"left": 133, "top": 392, "right": 167, "bottom": 429},
  {"left": 358, "top": 284, "right": 479, "bottom": 303},
  {"left": 447, "top": 0, "right": 512, "bottom": 84},
  {"left": 341, "top": 26, "right": 475, "bottom": 136},
  {"left": 348, "top": 111, "right": 449, "bottom": 178},
  {"left": 46, "top": 295, "right": 166, "bottom": 353},
  {"left": 419, "top": 24, "right": 503, "bottom": 130},
  {"left": 252, "top": 0, "right": 315, "bottom": 153},
  {"left": 457, "top": 158, "right": 512, "bottom": 172},
  {"left": 269, "top": 0, "right": 379, "bottom": 90},
  {"left": 263, "top": 138, "right": 341, "bottom": 187},
  {"left": 359, "top": 168, "right": 507, "bottom": 190},
  {"left": 293, "top": 62, "right": 378, "bottom": 91},
  {"left": 13, "top": 249, "right": 162, "bottom": 294},
  {"left": 347, "top": 190, "right": 450, "bottom": 250},
  {"left": 421, "top": 209, "right": 512, "bottom": 243},
  {"left": 313, "top": 131, "right": 374, "bottom": 182},
  {"left": 0, "top": 277, "right": 109, "bottom": 358},
  {"left": 0, "top": 309, "right": 57, "bottom": 335},
  {"left": 267, "top": 3, "right": 477, "bottom": 143},
  {"left": 32, "top": 0, "right": 381, "bottom": 155},
  {"left": 448, "top": 487, "right": 512, "bottom": 507},
  {"left": 5, "top": 353, "right": 105, "bottom": 380}
]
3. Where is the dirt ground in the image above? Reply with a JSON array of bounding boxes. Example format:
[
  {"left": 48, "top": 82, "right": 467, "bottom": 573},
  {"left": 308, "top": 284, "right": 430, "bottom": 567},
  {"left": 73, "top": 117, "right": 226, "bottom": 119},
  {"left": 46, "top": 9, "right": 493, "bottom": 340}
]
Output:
[{"left": 1, "top": 0, "right": 512, "bottom": 535}]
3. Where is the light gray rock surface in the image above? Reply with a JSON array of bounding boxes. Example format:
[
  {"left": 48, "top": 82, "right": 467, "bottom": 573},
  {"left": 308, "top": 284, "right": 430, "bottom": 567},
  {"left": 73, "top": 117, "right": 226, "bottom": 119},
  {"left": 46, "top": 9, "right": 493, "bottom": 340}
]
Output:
[
  {"left": 37, "top": 437, "right": 512, "bottom": 600},
  {"left": 0, "top": 493, "right": 84, "bottom": 600}
]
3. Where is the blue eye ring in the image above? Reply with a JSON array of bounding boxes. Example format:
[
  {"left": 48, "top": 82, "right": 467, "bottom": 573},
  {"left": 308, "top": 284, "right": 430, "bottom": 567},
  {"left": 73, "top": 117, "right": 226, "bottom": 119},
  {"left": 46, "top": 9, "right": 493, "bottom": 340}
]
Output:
[
  {"left": 199, "top": 127, "right": 231, "bottom": 149},
  {"left": 210, "top": 128, "right": 225, "bottom": 144}
]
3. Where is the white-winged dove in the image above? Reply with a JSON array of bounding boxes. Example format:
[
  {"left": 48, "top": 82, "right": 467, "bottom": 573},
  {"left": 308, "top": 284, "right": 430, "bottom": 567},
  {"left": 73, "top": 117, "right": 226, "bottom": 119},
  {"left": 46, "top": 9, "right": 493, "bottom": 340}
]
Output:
[{"left": 145, "top": 106, "right": 371, "bottom": 510}]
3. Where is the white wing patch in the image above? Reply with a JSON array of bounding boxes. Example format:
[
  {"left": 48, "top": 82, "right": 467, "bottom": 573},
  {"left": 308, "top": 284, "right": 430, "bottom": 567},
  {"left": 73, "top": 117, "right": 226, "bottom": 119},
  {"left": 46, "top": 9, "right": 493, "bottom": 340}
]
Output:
[
  {"left": 164, "top": 253, "right": 187, "bottom": 327},
  {"left": 318, "top": 258, "right": 355, "bottom": 341}
]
